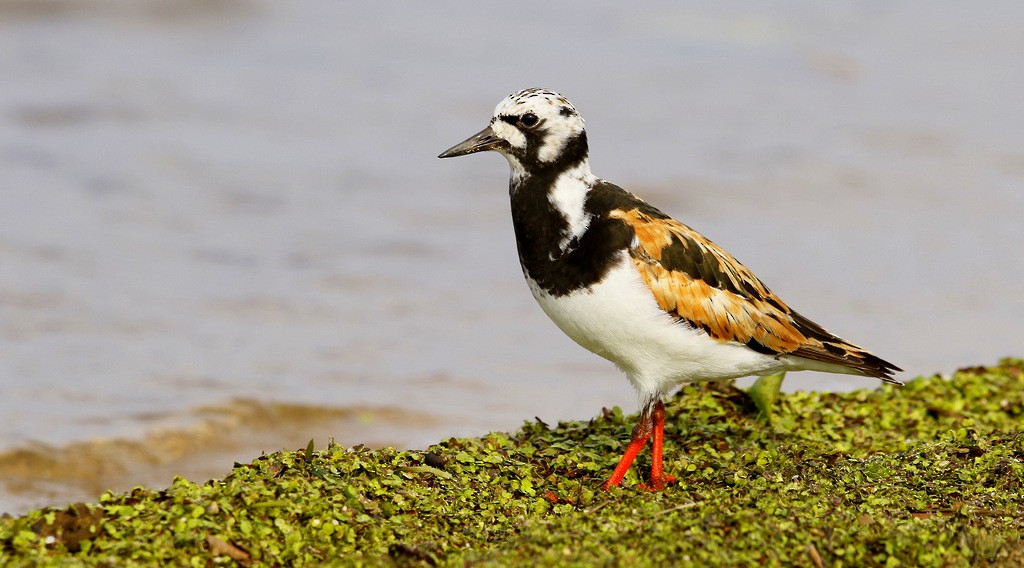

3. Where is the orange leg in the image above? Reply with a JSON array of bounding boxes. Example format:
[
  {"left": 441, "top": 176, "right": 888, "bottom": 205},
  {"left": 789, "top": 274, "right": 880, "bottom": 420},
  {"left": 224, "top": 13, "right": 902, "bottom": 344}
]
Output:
[
  {"left": 603, "top": 400, "right": 677, "bottom": 490},
  {"left": 646, "top": 400, "right": 677, "bottom": 490},
  {"left": 602, "top": 409, "right": 652, "bottom": 490}
]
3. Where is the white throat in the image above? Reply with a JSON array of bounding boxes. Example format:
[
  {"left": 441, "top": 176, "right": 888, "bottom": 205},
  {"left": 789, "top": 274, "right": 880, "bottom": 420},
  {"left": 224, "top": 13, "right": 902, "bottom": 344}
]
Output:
[{"left": 503, "top": 153, "right": 528, "bottom": 186}]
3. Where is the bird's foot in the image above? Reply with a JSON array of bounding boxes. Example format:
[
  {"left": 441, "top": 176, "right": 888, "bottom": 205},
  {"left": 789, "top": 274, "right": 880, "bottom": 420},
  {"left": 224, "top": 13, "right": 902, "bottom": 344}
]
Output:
[{"left": 638, "top": 473, "right": 677, "bottom": 491}]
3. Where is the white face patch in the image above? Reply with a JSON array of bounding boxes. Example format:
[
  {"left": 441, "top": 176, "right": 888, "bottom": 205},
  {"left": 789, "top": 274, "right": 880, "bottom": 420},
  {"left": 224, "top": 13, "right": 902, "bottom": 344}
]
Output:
[
  {"left": 490, "top": 118, "right": 526, "bottom": 150},
  {"left": 491, "top": 88, "right": 586, "bottom": 164},
  {"left": 536, "top": 115, "right": 584, "bottom": 163}
]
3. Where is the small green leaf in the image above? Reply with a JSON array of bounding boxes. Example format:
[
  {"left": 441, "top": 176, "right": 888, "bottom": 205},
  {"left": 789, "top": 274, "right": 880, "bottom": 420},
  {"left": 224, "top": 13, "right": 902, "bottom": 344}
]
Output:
[{"left": 748, "top": 371, "right": 786, "bottom": 425}]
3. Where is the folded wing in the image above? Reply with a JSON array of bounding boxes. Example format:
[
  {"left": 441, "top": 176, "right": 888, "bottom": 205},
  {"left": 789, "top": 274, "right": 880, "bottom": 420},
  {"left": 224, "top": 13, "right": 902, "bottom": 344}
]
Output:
[{"left": 609, "top": 206, "right": 901, "bottom": 383}]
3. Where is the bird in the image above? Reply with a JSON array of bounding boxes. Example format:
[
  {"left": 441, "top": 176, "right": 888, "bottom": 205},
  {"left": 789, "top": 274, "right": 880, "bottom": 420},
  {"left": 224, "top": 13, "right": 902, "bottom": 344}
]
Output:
[{"left": 438, "top": 88, "right": 901, "bottom": 490}]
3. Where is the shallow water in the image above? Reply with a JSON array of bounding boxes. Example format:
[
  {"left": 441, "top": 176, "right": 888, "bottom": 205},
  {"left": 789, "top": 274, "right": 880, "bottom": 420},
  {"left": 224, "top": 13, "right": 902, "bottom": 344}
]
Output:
[{"left": 1, "top": 1, "right": 1022, "bottom": 514}]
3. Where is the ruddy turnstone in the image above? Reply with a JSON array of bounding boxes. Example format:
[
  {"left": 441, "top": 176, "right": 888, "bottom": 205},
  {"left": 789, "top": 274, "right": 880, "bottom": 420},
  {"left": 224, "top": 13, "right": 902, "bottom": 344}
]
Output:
[{"left": 439, "top": 88, "right": 901, "bottom": 490}]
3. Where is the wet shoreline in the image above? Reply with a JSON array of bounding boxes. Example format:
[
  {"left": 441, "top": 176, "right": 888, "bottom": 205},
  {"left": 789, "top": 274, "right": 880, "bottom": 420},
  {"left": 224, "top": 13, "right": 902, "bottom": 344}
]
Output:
[{"left": 0, "top": 399, "right": 439, "bottom": 515}]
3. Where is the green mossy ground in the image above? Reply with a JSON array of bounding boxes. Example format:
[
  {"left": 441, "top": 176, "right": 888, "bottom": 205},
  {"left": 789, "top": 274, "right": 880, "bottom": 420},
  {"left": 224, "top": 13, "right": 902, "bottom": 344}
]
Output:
[{"left": 2, "top": 359, "right": 1023, "bottom": 566}]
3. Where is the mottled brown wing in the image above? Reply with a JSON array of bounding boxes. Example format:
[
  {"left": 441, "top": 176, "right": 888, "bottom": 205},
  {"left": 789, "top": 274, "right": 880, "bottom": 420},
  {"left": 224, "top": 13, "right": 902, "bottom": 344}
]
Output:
[{"left": 609, "top": 207, "right": 900, "bottom": 381}]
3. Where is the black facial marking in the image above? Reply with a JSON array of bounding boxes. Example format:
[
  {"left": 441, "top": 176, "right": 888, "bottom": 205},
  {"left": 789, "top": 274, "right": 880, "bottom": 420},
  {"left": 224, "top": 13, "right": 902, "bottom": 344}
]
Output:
[
  {"left": 501, "top": 116, "right": 587, "bottom": 174},
  {"left": 559, "top": 106, "right": 573, "bottom": 117},
  {"left": 500, "top": 115, "right": 517, "bottom": 125}
]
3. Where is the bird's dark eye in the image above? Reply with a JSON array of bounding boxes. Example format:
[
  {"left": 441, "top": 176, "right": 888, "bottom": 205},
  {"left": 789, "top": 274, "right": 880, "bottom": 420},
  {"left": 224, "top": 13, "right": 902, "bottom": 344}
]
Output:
[{"left": 520, "top": 113, "right": 539, "bottom": 127}]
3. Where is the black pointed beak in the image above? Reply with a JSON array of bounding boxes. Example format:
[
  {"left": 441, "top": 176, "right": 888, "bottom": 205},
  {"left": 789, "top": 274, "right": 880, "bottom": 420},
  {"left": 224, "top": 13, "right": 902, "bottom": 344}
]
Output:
[{"left": 438, "top": 125, "right": 506, "bottom": 158}]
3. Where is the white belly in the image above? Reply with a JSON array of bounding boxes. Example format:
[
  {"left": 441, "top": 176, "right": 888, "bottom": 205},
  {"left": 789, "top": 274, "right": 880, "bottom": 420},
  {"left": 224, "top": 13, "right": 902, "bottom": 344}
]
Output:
[{"left": 525, "top": 253, "right": 790, "bottom": 399}]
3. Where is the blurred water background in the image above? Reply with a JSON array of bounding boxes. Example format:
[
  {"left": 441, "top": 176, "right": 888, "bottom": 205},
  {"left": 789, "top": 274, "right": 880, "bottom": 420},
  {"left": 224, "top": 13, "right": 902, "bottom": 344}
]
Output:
[{"left": 1, "top": 1, "right": 1022, "bottom": 514}]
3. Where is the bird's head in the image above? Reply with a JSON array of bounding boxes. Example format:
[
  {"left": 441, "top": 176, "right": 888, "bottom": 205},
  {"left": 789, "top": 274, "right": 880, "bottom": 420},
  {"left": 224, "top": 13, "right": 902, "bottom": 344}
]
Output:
[{"left": 439, "top": 88, "right": 589, "bottom": 177}]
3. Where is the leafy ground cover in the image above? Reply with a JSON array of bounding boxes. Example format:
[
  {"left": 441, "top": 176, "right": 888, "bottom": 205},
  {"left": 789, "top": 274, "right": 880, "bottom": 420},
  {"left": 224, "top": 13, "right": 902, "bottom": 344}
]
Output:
[{"left": 2, "top": 359, "right": 1022, "bottom": 566}]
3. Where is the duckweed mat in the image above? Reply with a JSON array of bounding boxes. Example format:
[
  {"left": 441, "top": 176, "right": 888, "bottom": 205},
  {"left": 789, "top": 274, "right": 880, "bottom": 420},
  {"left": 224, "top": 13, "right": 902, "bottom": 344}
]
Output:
[{"left": 2, "top": 359, "right": 1023, "bottom": 566}]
